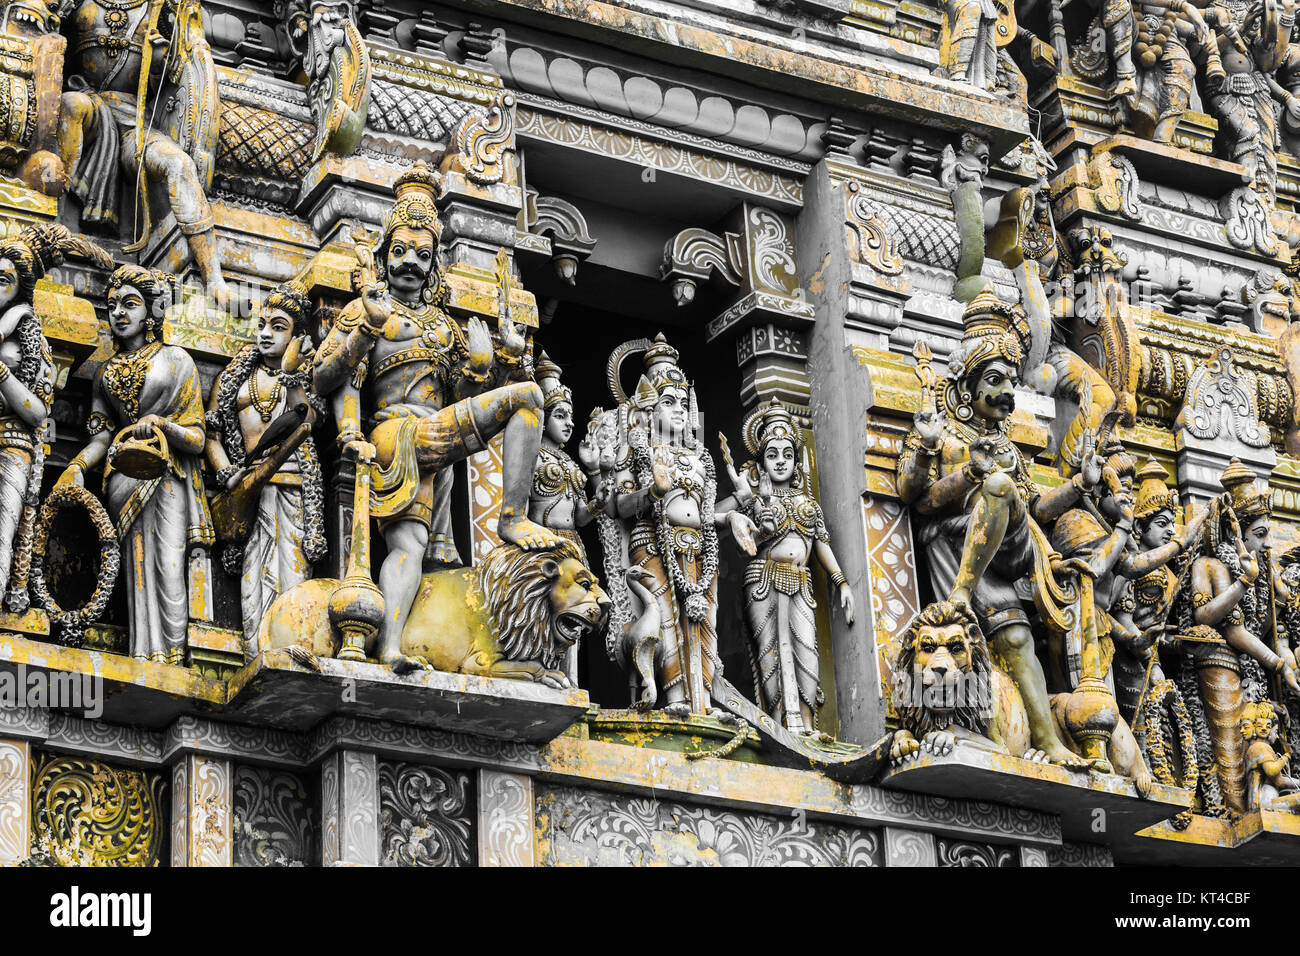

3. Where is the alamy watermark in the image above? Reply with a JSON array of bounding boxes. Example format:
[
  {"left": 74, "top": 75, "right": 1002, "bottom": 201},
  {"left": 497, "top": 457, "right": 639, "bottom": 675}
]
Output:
[{"left": 0, "top": 665, "right": 103, "bottom": 719}]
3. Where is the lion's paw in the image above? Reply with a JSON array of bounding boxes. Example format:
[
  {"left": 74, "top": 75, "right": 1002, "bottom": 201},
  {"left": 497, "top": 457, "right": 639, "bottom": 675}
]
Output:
[
  {"left": 922, "top": 730, "right": 956, "bottom": 757},
  {"left": 536, "top": 669, "right": 572, "bottom": 690},
  {"left": 890, "top": 730, "right": 920, "bottom": 765}
]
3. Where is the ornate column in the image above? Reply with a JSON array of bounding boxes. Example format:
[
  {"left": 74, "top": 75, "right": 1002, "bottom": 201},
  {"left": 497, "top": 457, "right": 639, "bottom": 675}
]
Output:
[
  {"left": 170, "top": 754, "right": 233, "bottom": 867},
  {"left": 477, "top": 769, "right": 534, "bottom": 866},
  {"left": 320, "top": 749, "right": 379, "bottom": 866}
]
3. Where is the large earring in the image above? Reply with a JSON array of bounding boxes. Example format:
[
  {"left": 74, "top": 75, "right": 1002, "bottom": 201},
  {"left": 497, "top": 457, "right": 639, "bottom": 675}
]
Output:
[{"left": 145, "top": 316, "right": 157, "bottom": 342}]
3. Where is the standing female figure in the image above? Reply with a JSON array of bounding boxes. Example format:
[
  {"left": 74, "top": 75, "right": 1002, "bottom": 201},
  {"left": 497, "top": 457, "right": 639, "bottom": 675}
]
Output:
[{"left": 60, "top": 266, "right": 213, "bottom": 664}]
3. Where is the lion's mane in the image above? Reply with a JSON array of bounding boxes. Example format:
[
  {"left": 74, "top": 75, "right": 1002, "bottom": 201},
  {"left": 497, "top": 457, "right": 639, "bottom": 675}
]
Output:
[
  {"left": 473, "top": 540, "right": 585, "bottom": 669},
  {"left": 894, "top": 601, "right": 993, "bottom": 736}
]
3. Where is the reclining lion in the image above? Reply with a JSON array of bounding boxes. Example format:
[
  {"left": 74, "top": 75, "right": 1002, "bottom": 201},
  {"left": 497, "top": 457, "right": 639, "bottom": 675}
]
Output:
[{"left": 259, "top": 540, "right": 610, "bottom": 688}]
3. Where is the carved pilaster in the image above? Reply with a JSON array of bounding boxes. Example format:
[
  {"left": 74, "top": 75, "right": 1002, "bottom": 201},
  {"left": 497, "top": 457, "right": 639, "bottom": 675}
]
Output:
[
  {"left": 0, "top": 738, "right": 29, "bottom": 864},
  {"left": 736, "top": 324, "right": 811, "bottom": 413},
  {"left": 320, "top": 749, "right": 379, "bottom": 866},
  {"left": 171, "top": 754, "right": 233, "bottom": 867},
  {"left": 477, "top": 769, "right": 534, "bottom": 866}
]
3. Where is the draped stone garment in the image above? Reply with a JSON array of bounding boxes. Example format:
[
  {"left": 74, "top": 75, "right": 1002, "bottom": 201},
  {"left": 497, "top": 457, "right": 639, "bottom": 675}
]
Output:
[
  {"left": 241, "top": 479, "right": 309, "bottom": 653},
  {"left": 95, "top": 344, "right": 213, "bottom": 664}
]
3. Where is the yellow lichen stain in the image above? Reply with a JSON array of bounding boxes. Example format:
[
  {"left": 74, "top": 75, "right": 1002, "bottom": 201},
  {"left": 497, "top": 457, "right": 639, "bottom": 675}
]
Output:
[{"left": 808, "top": 252, "right": 831, "bottom": 295}]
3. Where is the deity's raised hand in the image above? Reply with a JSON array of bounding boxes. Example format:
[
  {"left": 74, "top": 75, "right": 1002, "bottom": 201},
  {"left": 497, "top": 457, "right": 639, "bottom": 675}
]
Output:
[
  {"left": 282, "top": 334, "right": 315, "bottom": 374},
  {"left": 497, "top": 311, "right": 527, "bottom": 360},
  {"left": 466, "top": 316, "right": 494, "bottom": 371},
  {"left": 360, "top": 282, "right": 391, "bottom": 335}
]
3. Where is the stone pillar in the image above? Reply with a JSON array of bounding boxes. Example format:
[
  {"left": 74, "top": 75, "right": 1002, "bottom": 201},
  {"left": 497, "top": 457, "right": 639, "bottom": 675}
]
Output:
[
  {"left": 0, "top": 738, "right": 31, "bottom": 864},
  {"left": 736, "top": 324, "right": 813, "bottom": 414},
  {"left": 320, "top": 750, "right": 380, "bottom": 867},
  {"left": 882, "top": 826, "right": 937, "bottom": 866},
  {"left": 477, "top": 769, "right": 535, "bottom": 866},
  {"left": 797, "top": 158, "right": 896, "bottom": 746},
  {"left": 170, "top": 754, "right": 233, "bottom": 867}
]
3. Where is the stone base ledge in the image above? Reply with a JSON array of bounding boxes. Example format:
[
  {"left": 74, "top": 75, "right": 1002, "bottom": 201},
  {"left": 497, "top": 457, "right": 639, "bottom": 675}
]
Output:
[
  {"left": 877, "top": 744, "right": 1191, "bottom": 841},
  {"left": 1122, "top": 810, "right": 1300, "bottom": 865}
]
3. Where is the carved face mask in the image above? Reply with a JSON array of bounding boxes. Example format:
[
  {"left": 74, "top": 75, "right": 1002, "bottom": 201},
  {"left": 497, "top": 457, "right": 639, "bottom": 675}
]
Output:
[
  {"left": 384, "top": 226, "right": 436, "bottom": 301},
  {"left": 653, "top": 386, "right": 688, "bottom": 441},
  {"left": 970, "top": 360, "right": 1018, "bottom": 422},
  {"left": 1138, "top": 510, "right": 1176, "bottom": 550}
]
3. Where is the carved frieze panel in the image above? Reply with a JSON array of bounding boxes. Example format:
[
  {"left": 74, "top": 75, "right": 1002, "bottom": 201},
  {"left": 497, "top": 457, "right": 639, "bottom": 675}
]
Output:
[
  {"left": 28, "top": 751, "right": 166, "bottom": 867},
  {"left": 378, "top": 759, "right": 476, "bottom": 867},
  {"left": 935, "top": 837, "right": 1020, "bottom": 866},
  {"left": 535, "top": 783, "right": 882, "bottom": 866},
  {"left": 232, "top": 764, "right": 318, "bottom": 867}
]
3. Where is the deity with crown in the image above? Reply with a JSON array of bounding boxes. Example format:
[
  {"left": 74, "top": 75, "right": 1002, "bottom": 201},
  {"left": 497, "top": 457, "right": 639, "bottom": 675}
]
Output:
[
  {"left": 897, "top": 290, "right": 1104, "bottom": 769},
  {"left": 312, "top": 161, "right": 559, "bottom": 673},
  {"left": 597, "top": 333, "right": 756, "bottom": 716}
]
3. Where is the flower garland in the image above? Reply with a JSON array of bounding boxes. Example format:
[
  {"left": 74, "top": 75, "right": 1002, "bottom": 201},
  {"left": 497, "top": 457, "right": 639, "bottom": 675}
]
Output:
[
  {"left": 27, "top": 484, "right": 120, "bottom": 646},
  {"left": 1138, "top": 678, "right": 1199, "bottom": 829}
]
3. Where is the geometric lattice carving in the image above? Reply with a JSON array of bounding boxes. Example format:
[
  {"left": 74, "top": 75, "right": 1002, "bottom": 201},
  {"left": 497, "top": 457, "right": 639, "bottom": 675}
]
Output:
[
  {"left": 217, "top": 102, "right": 314, "bottom": 182},
  {"left": 369, "top": 80, "right": 477, "bottom": 144}
]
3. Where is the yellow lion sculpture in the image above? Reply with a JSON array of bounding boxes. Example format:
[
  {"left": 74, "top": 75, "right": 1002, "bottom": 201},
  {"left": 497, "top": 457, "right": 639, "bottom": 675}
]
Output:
[{"left": 259, "top": 541, "right": 610, "bottom": 688}]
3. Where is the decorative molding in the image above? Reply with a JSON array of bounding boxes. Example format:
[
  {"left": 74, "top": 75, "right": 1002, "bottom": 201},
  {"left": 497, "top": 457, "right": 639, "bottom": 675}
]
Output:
[
  {"left": 171, "top": 754, "right": 233, "bottom": 867},
  {"left": 378, "top": 760, "right": 475, "bottom": 866},
  {"left": 515, "top": 102, "right": 804, "bottom": 206},
  {"left": 936, "top": 837, "right": 1020, "bottom": 866},
  {"left": 0, "top": 738, "right": 29, "bottom": 863},
  {"left": 30, "top": 752, "right": 165, "bottom": 867},
  {"left": 1046, "top": 841, "right": 1115, "bottom": 867},
  {"left": 321, "top": 749, "right": 379, "bottom": 866}
]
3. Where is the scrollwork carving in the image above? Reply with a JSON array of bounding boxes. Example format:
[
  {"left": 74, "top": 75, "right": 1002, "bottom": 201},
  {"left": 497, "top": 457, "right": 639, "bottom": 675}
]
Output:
[{"left": 378, "top": 760, "right": 475, "bottom": 867}]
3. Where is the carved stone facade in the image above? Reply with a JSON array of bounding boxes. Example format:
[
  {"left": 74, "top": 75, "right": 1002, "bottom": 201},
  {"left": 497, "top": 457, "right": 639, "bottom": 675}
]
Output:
[{"left": 0, "top": 0, "right": 1296, "bottom": 872}]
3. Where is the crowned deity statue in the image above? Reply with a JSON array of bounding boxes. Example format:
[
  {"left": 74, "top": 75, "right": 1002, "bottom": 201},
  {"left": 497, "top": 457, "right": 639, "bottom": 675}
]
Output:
[
  {"left": 206, "top": 283, "right": 326, "bottom": 651},
  {"left": 1242, "top": 699, "right": 1300, "bottom": 811},
  {"left": 0, "top": 224, "right": 110, "bottom": 610},
  {"left": 1172, "top": 458, "right": 1299, "bottom": 815},
  {"left": 897, "top": 291, "right": 1101, "bottom": 769},
  {"left": 596, "top": 334, "right": 756, "bottom": 717},
  {"left": 55, "top": 0, "right": 227, "bottom": 301},
  {"left": 725, "top": 398, "right": 854, "bottom": 736},
  {"left": 528, "top": 351, "right": 605, "bottom": 560},
  {"left": 311, "top": 161, "right": 559, "bottom": 673},
  {"left": 59, "top": 264, "right": 212, "bottom": 664}
]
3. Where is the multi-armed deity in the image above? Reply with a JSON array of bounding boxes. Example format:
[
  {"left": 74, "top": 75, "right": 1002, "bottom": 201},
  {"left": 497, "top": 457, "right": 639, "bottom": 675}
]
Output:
[{"left": 592, "top": 336, "right": 756, "bottom": 718}]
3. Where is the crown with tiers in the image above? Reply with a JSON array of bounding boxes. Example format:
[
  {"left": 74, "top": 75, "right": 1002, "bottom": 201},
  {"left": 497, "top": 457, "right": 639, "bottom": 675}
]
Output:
[
  {"left": 385, "top": 161, "right": 442, "bottom": 239},
  {"left": 947, "top": 289, "right": 1032, "bottom": 382},
  {"left": 1134, "top": 457, "right": 1179, "bottom": 521},
  {"left": 1220, "top": 457, "right": 1271, "bottom": 521},
  {"left": 744, "top": 397, "right": 801, "bottom": 456},
  {"left": 535, "top": 351, "right": 573, "bottom": 411},
  {"left": 642, "top": 332, "right": 690, "bottom": 395}
]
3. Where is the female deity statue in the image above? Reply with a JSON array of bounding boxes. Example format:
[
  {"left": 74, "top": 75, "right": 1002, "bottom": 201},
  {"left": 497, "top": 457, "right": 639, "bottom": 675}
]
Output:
[
  {"left": 206, "top": 283, "right": 326, "bottom": 649},
  {"left": 528, "top": 352, "right": 603, "bottom": 559},
  {"left": 598, "top": 334, "right": 755, "bottom": 716},
  {"left": 0, "top": 224, "right": 109, "bottom": 609},
  {"left": 727, "top": 399, "right": 854, "bottom": 736},
  {"left": 59, "top": 265, "right": 213, "bottom": 664}
]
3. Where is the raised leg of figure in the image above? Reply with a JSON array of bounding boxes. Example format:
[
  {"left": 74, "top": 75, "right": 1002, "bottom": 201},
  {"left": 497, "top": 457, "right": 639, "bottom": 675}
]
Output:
[
  {"left": 950, "top": 471, "right": 1014, "bottom": 609},
  {"left": 465, "top": 382, "right": 559, "bottom": 551},
  {"left": 994, "top": 622, "right": 1091, "bottom": 768},
  {"left": 377, "top": 518, "right": 430, "bottom": 673},
  {"left": 132, "top": 134, "right": 230, "bottom": 305}
]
